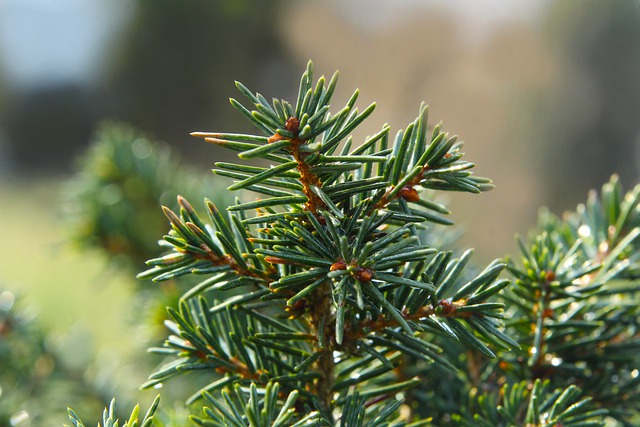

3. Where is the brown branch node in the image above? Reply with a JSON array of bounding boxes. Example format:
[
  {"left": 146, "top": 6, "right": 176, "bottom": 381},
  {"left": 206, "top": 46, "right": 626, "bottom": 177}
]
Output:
[{"left": 330, "top": 259, "right": 373, "bottom": 282}]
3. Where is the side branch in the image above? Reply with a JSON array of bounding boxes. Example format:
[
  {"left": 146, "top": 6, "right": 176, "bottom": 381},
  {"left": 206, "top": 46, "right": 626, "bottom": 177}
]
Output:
[
  {"left": 188, "top": 240, "right": 268, "bottom": 280},
  {"left": 373, "top": 162, "right": 438, "bottom": 210},
  {"left": 344, "top": 298, "right": 476, "bottom": 342}
]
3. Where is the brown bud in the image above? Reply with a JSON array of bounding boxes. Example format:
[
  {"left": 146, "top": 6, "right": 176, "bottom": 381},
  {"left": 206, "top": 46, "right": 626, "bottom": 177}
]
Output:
[
  {"left": 330, "top": 259, "right": 347, "bottom": 271},
  {"left": 399, "top": 186, "right": 420, "bottom": 203},
  {"left": 285, "top": 117, "right": 300, "bottom": 133},
  {"left": 355, "top": 268, "right": 373, "bottom": 282},
  {"left": 542, "top": 308, "right": 555, "bottom": 319}
]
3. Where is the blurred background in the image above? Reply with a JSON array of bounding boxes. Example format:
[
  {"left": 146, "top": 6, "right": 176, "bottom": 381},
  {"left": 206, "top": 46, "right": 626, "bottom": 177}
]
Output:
[{"left": 1, "top": 0, "right": 639, "bottom": 425}]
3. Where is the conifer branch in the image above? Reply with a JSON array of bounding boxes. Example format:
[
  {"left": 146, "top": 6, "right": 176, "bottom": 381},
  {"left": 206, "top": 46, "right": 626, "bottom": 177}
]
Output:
[
  {"left": 62, "top": 64, "right": 640, "bottom": 426},
  {"left": 135, "top": 61, "right": 513, "bottom": 424}
]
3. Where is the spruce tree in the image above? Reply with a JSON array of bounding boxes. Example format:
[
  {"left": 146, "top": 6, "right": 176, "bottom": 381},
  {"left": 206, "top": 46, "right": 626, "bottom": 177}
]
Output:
[{"left": 66, "top": 62, "right": 640, "bottom": 426}]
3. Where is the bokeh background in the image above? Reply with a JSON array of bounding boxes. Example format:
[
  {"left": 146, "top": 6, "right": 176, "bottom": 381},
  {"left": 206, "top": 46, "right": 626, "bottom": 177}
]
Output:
[{"left": 1, "top": 0, "right": 639, "bottom": 425}]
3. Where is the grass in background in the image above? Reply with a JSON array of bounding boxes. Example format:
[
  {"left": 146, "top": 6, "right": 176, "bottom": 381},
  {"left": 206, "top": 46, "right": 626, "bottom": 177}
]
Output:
[{"left": 0, "top": 178, "right": 144, "bottom": 381}]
